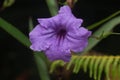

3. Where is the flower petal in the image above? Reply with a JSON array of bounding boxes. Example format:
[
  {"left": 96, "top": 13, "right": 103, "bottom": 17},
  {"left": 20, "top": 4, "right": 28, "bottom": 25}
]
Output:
[
  {"left": 59, "top": 5, "right": 72, "bottom": 15},
  {"left": 37, "top": 15, "right": 62, "bottom": 29},
  {"left": 66, "top": 18, "right": 83, "bottom": 32},
  {"left": 59, "top": 6, "right": 83, "bottom": 30},
  {"left": 45, "top": 37, "right": 71, "bottom": 62},
  {"left": 29, "top": 25, "right": 54, "bottom": 51},
  {"left": 66, "top": 36, "right": 88, "bottom": 52},
  {"left": 66, "top": 27, "right": 91, "bottom": 52},
  {"left": 67, "top": 27, "right": 91, "bottom": 39}
]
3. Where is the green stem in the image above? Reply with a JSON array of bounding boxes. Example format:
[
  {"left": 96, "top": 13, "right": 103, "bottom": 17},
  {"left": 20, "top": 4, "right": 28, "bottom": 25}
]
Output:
[
  {"left": 34, "top": 53, "right": 50, "bottom": 80},
  {"left": 87, "top": 10, "right": 120, "bottom": 30},
  {"left": 111, "top": 32, "right": 120, "bottom": 35},
  {"left": 46, "top": 0, "right": 58, "bottom": 16},
  {"left": 83, "top": 16, "right": 120, "bottom": 53}
]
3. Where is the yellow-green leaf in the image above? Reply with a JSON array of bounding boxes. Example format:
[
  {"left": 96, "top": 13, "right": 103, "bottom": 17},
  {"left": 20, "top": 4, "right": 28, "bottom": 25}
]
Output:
[
  {"left": 93, "top": 56, "right": 102, "bottom": 80},
  {"left": 83, "top": 56, "right": 91, "bottom": 73},
  {"left": 98, "top": 56, "right": 108, "bottom": 80}
]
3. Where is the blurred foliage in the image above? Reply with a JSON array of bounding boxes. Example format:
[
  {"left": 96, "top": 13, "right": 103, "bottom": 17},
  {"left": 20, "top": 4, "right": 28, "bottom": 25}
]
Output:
[
  {"left": 2, "top": 0, "right": 15, "bottom": 9},
  {"left": 50, "top": 55, "right": 120, "bottom": 80}
]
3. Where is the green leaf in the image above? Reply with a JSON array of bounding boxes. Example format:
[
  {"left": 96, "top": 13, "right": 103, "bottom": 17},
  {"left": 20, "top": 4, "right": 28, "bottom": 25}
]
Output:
[
  {"left": 34, "top": 53, "right": 50, "bottom": 80},
  {"left": 73, "top": 56, "right": 81, "bottom": 73},
  {"left": 50, "top": 60, "right": 60, "bottom": 73},
  {"left": 50, "top": 55, "right": 120, "bottom": 80},
  {"left": 117, "top": 61, "right": 120, "bottom": 79},
  {"left": 0, "top": 17, "right": 30, "bottom": 47},
  {"left": 105, "top": 56, "right": 114, "bottom": 80},
  {"left": 83, "top": 56, "right": 91, "bottom": 73},
  {"left": 93, "top": 56, "right": 102, "bottom": 80},
  {"left": 28, "top": 17, "right": 34, "bottom": 32},
  {"left": 98, "top": 56, "right": 108, "bottom": 80},
  {"left": 87, "top": 10, "right": 120, "bottom": 30},
  {"left": 46, "top": 0, "right": 58, "bottom": 16},
  {"left": 84, "top": 16, "right": 120, "bottom": 53},
  {"left": 89, "top": 56, "right": 96, "bottom": 78},
  {"left": 50, "top": 60, "right": 65, "bottom": 73},
  {"left": 59, "top": 60, "right": 65, "bottom": 66},
  {"left": 112, "top": 56, "right": 119, "bottom": 79},
  {"left": 118, "top": 58, "right": 120, "bottom": 79},
  {"left": 66, "top": 56, "right": 77, "bottom": 70},
  {"left": 74, "top": 56, "right": 86, "bottom": 73}
]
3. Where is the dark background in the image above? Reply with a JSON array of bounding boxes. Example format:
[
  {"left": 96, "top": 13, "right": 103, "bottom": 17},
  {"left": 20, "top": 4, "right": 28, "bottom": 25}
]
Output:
[{"left": 0, "top": 0, "right": 120, "bottom": 80}]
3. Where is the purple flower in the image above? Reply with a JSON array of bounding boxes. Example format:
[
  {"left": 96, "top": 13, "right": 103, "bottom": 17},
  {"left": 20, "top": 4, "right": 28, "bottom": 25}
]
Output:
[{"left": 29, "top": 5, "right": 91, "bottom": 62}]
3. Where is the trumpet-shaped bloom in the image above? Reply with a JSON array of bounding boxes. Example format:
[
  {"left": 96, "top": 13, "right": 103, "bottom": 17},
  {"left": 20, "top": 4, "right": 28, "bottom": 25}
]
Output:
[{"left": 29, "top": 5, "right": 91, "bottom": 62}]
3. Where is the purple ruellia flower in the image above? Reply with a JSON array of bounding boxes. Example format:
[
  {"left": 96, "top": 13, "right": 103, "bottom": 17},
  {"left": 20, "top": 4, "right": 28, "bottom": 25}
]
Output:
[{"left": 29, "top": 5, "right": 91, "bottom": 62}]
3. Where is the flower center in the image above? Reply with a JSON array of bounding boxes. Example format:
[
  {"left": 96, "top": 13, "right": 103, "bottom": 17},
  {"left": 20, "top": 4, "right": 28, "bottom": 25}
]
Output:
[{"left": 57, "top": 29, "right": 67, "bottom": 40}]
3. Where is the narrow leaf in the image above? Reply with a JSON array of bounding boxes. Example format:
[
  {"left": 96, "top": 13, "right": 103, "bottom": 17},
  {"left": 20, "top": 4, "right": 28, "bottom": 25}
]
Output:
[
  {"left": 74, "top": 56, "right": 86, "bottom": 73},
  {"left": 50, "top": 60, "right": 65, "bottom": 73},
  {"left": 89, "top": 56, "right": 96, "bottom": 78},
  {"left": 118, "top": 58, "right": 120, "bottom": 79},
  {"left": 93, "top": 56, "right": 102, "bottom": 80},
  {"left": 87, "top": 10, "right": 120, "bottom": 30},
  {"left": 0, "top": 18, "right": 30, "bottom": 47},
  {"left": 34, "top": 53, "right": 50, "bottom": 80},
  {"left": 112, "top": 56, "right": 119, "bottom": 79},
  {"left": 83, "top": 56, "right": 91, "bottom": 73},
  {"left": 73, "top": 56, "right": 81, "bottom": 73},
  {"left": 98, "top": 56, "right": 108, "bottom": 80},
  {"left": 50, "top": 60, "right": 61, "bottom": 73},
  {"left": 46, "top": 0, "right": 58, "bottom": 16},
  {"left": 66, "top": 56, "right": 77, "bottom": 70},
  {"left": 84, "top": 16, "right": 120, "bottom": 53},
  {"left": 105, "top": 56, "right": 114, "bottom": 80},
  {"left": 28, "top": 17, "right": 34, "bottom": 32}
]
